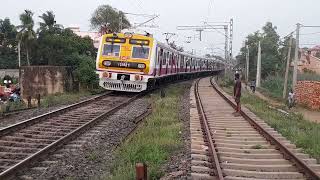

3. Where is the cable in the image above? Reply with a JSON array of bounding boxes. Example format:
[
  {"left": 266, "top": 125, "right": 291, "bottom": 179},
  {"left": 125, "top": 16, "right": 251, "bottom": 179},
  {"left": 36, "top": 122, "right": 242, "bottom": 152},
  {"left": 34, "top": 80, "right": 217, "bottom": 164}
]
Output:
[
  {"left": 300, "top": 31, "right": 320, "bottom": 36},
  {"left": 300, "top": 43, "right": 320, "bottom": 46}
]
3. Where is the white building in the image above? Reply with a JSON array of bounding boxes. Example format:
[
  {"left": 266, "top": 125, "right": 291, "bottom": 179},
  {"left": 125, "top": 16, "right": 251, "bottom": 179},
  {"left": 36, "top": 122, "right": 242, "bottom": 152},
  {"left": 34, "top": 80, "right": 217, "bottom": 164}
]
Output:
[{"left": 69, "top": 27, "right": 101, "bottom": 48}]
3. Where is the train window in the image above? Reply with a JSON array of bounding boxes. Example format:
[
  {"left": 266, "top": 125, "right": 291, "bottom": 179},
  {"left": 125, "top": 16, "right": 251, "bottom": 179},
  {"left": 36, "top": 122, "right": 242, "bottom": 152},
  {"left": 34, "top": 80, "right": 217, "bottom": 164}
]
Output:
[
  {"left": 132, "top": 46, "right": 150, "bottom": 59},
  {"left": 102, "top": 44, "right": 120, "bottom": 57}
]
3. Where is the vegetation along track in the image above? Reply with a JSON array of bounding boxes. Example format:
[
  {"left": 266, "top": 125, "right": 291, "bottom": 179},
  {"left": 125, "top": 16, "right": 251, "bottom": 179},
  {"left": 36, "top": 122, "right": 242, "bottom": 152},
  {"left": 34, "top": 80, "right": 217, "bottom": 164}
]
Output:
[
  {"left": 190, "top": 77, "right": 320, "bottom": 180},
  {"left": 0, "top": 91, "right": 142, "bottom": 179}
]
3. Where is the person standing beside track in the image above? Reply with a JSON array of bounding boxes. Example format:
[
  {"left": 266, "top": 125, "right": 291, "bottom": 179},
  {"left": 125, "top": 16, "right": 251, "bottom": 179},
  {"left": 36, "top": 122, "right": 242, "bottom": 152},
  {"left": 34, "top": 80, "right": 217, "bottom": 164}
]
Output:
[{"left": 233, "top": 73, "right": 242, "bottom": 116}]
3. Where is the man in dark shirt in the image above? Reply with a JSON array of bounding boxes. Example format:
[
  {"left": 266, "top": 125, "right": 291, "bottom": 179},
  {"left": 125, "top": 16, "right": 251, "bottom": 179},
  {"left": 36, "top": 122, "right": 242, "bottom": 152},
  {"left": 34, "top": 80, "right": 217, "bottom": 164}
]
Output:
[{"left": 233, "top": 73, "right": 241, "bottom": 116}]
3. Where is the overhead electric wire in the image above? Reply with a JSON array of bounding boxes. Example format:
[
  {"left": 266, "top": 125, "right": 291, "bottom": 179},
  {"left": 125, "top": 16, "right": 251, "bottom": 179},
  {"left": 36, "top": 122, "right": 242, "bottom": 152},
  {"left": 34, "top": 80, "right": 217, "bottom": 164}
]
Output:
[{"left": 300, "top": 31, "right": 320, "bottom": 36}]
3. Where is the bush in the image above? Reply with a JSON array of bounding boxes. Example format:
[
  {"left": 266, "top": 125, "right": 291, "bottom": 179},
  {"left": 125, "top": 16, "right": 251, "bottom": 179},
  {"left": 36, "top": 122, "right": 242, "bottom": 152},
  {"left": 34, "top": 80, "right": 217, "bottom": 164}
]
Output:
[
  {"left": 75, "top": 55, "right": 98, "bottom": 89},
  {"left": 219, "top": 75, "right": 234, "bottom": 88},
  {"left": 298, "top": 72, "right": 320, "bottom": 81},
  {"left": 261, "top": 76, "right": 288, "bottom": 99}
]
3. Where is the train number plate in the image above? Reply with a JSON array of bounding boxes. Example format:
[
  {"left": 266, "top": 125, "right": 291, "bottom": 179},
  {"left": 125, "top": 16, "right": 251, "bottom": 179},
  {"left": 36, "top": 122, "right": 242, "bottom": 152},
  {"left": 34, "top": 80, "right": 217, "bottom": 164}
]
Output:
[{"left": 119, "top": 62, "right": 130, "bottom": 68}]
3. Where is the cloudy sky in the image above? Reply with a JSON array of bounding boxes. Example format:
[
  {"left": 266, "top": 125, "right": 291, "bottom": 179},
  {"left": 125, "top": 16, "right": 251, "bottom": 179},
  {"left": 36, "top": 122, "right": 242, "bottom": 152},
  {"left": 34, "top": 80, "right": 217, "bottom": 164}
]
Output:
[{"left": 1, "top": 0, "right": 319, "bottom": 57}]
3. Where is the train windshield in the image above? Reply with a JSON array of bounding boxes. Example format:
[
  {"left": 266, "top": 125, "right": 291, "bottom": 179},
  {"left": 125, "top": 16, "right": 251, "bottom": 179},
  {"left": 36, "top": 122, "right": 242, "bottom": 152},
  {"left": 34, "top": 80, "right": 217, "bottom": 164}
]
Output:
[
  {"left": 102, "top": 44, "right": 120, "bottom": 57},
  {"left": 132, "top": 46, "right": 150, "bottom": 59}
]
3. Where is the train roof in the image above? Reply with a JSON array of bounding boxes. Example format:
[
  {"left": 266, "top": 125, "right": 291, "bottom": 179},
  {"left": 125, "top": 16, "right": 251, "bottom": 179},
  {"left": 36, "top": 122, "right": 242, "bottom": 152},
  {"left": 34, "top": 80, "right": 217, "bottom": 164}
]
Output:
[{"left": 155, "top": 40, "right": 225, "bottom": 64}]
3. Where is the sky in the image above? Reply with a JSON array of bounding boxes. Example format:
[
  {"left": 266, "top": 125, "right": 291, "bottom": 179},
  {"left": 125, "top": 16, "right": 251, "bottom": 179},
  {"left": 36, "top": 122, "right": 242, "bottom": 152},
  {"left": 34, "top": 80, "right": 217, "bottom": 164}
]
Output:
[{"left": 1, "top": 0, "right": 320, "bottom": 57}]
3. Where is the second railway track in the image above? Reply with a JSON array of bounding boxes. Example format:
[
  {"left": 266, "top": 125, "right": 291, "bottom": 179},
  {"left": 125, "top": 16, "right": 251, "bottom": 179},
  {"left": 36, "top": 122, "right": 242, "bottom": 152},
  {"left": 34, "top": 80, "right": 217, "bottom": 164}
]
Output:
[
  {"left": 0, "top": 92, "right": 142, "bottom": 179},
  {"left": 190, "top": 77, "right": 320, "bottom": 180}
]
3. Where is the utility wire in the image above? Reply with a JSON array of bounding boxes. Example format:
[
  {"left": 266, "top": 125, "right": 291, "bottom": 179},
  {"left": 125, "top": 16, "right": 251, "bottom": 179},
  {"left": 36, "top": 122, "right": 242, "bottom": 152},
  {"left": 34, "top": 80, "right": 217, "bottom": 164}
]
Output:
[{"left": 300, "top": 31, "right": 320, "bottom": 36}]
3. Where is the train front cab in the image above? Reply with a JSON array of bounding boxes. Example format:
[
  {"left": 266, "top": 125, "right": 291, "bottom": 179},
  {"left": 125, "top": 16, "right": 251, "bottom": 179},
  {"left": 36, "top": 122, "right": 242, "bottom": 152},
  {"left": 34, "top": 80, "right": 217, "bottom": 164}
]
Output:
[{"left": 96, "top": 33, "right": 156, "bottom": 92}]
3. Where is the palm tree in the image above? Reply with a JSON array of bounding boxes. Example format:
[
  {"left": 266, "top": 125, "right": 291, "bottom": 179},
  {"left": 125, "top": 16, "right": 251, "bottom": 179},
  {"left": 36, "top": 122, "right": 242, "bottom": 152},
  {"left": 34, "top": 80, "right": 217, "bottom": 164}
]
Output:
[
  {"left": 17, "top": 10, "right": 36, "bottom": 66},
  {"left": 38, "top": 11, "right": 63, "bottom": 34}
]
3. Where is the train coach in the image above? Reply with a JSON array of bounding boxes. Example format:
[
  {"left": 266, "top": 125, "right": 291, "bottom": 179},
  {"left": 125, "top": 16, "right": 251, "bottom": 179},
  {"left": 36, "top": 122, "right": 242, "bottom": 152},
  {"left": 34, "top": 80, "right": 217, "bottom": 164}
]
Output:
[{"left": 96, "top": 31, "right": 225, "bottom": 92}]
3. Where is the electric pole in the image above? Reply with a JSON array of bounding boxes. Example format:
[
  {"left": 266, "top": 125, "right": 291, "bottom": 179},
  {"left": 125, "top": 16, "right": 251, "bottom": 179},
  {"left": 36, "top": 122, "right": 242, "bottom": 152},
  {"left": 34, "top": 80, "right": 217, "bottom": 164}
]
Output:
[
  {"left": 246, "top": 45, "right": 249, "bottom": 83},
  {"left": 196, "top": 29, "right": 204, "bottom": 41},
  {"left": 18, "top": 40, "right": 21, "bottom": 85},
  {"left": 229, "top": 18, "right": 234, "bottom": 62},
  {"left": 224, "top": 25, "right": 229, "bottom": 63},
  {"left": 256, "top": 41, "right": 261, "bottom": 87},
  {"left": 283, "top": 36, "right": 293, "bottom": 99},
  {"left": 163, "top": 32, "right": 176, "bottom": 44},
  {"left": 292, "top": 23, "right": 300, "bottom": 89},
  {"left": 176, "top": 24, "right": 227, "bottom": 54}
]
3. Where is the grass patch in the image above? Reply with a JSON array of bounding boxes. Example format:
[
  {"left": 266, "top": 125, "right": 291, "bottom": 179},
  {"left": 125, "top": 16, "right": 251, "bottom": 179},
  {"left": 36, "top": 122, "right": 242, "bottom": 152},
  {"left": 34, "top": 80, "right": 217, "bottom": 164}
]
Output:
[
  {"left": 260, "top": 75, "right": 288, "bottom": 99},
  {"left": 251, "top": 144, "right": 263, "bottom": 149},
  {"left": 86, "top": 151, "right": 100, "bottom": 162},
  {"left": 107, "top": 84, "right": 187, "bottom": 180},
  {"left": 0, "top": 101, "right": 27, "bottom": 114},
  {"left": 41, "top": 91, "right": 93, "bottom": 108},
  {"left": 242, "top": 92, "right": 320, "bottom": 161}
]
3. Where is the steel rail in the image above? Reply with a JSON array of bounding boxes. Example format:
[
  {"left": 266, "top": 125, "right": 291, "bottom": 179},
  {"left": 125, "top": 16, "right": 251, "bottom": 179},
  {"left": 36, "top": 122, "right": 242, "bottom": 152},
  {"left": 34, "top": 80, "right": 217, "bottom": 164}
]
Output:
[
  {"left": 209, "top": 77, "right": 320, "bottom": 180},
  {"left": 0, "top": 92, "right": 112, "bottom": 137},
  {"left": 0, "top": 92, "right": 142, "bottom": 179},
  {"left": 194, "top": 79, "right": 224, "bottom": 180}
]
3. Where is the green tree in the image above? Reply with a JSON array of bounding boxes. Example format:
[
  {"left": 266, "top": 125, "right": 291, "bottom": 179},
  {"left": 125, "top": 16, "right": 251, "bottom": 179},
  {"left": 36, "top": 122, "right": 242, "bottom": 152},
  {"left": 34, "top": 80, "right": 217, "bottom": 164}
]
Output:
[
  {"left": 90, "top": 5, "right": 131, "bottom": 32},
  {"left": 38, "top": 11, "right": 63, "bottom": 34},
  {"left": 17, "top": 10, "right": 36, "bottom": 66},
  {"left": 0, "top": 18, "right": 18, "bottom": 69},
  {"left": 237, "top": 31, "right": 262, "bottom": 79},
  {"left": 238, "top": 22, "right": 282, "bottom": 79},
  {"left": 33, "top": 28, "right": 95, "bottom": 66},
  {"left": 75, "top": 55, "right": 98, "bottom": 88}
]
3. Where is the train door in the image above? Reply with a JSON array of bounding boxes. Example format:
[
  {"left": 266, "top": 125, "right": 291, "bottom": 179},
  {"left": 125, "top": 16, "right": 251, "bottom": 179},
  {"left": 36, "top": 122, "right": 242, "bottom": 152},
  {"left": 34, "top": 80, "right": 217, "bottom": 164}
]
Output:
[
  {"left": 185, "top": 57, "right": 188, "bottom": 72},
  {"left": 176, "top": 54, "right": 180, "bottom": 73},
  {"left": 165, "top": 52, "right": 169, "bottom": 75},
  {"left": 161, "top": 50, "right": 166, "bottom": 76},
  {"left": 157, "top": 48, "right": 163, "bottom": 76},
  {"left": 186, "top": 57, "right": 189, "bottom": 72},
  {"left": 172, "top": 54, "right": 177, "bottom": 74},
  {"left": 180, "top": 55, "right": 184, "bottom": 73},
  {"left": 174, "top": 54, "right": 176, "bottom": 73},
  {"left": 169, "top": 52, "right": 172, "bottom": 74}
]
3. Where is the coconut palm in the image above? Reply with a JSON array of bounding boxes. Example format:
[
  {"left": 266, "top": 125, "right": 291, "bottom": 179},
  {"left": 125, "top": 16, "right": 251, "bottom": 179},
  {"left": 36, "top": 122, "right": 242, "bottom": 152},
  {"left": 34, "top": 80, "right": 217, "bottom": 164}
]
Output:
[
  {"left": 38, "top": 11, "right": 63, "bottom": 34},
  {"left": 17, "top": 10, "right": 36, "bottom": 66}
]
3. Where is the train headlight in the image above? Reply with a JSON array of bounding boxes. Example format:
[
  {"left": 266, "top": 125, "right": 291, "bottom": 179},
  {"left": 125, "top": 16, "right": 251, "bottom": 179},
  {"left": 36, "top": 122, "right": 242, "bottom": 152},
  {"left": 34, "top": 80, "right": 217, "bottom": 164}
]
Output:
[
  {"left": 124, "top": 32, "right": 133, "bottom": 39},
  {"left": 103, "top": 60, "right": 112, "bottom": 67},
  {"left": 137, "top": 63, "right": 146, "bottom": 69}
]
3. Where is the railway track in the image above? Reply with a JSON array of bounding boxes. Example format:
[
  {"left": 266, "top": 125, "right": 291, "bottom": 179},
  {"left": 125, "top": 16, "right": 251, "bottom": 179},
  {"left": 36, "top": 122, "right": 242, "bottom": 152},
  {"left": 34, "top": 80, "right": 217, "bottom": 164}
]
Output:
[
  {"left": 190, "top": 77, "right": 320, "bottom": 180},
  {"left": 0, "top": 92, "right": 142, "bottom": 179}
]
